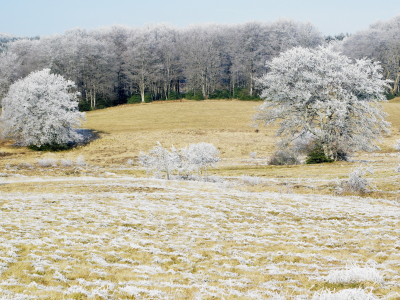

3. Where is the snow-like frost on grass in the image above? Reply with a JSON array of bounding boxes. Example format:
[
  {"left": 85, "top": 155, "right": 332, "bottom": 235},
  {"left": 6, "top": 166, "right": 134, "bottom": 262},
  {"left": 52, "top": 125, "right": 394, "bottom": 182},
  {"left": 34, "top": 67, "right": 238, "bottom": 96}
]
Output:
[
  {"left": 325, "top": 264, "right": 384, "bottom": 284},
  {"left": 0, "top": 176, "right": 399, "bottom": 299},
  {"left": 311, "top": 288, "right": 379, "bottom": 300}
]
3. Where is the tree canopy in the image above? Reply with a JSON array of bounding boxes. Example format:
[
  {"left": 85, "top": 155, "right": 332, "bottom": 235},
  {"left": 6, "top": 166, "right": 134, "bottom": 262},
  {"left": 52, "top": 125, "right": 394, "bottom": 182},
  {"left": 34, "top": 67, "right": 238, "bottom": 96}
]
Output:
[
  {"left": 0, "top": 69, "right": 85, "bottom": 147},
  {"left": 254, "top": 46, "right": 391, "bottom": 160}
]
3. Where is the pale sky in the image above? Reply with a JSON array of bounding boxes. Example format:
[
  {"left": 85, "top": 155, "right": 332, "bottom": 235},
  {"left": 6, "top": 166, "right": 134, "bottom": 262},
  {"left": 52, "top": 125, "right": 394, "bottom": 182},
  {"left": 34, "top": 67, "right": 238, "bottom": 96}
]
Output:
[{"left": 1, "top": 0, "right": 399, "bottom": 37}]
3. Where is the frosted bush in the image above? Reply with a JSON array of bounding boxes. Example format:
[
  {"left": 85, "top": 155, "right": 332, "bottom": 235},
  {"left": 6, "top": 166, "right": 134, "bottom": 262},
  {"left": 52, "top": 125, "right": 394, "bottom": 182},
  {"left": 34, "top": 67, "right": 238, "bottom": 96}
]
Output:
[
  {"left": 138, "top": 142, "right": 177, "bottom": 180},
  {"left": 249, "top": 151, "right": 257, "bottom": 159},
  {"left": 126, "top": 159, "right": 134, "bottom": 165},
  {"left": 242, "top": 175, "right": 262, "bottom": 186},
  {"left": 340, "top": 166, "right": 373, "bottom": 194},
  {"left": 37, "top": 157, "right": 57, "bottom": 167},
  {"left": 21, "top": 162, "right": 34, "bottom": 169},
  {"left": 395, "top": 139, "right": 400, "bottom": 150},
  {"left": 76, "top": 155, "right": 86, "bottom": 166},
  {"left": 325, "top": 264, "right": 383, "bottom": 284},
  {"left": 268, "top": 149, "right": 300, "bottom": 165},
  {"left": 311, "top": 288, "right": 379, "bottom": 300},
  {"left": 139, "top": 142, "right": 220, "bottom": 180},
  {"left": 183, "top": 142, "right": 220, "bottom": 177},
  {"left": 60, "top": 159, "right": 74, "bottom": 167}
]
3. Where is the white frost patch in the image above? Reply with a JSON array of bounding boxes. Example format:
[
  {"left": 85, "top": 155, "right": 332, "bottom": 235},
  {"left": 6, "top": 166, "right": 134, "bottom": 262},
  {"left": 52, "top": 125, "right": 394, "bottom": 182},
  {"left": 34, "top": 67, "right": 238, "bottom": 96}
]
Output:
[
  {"left": 324, "top": 265, "right": 383, "bottom": 284},
  {"left": 311, "top": 288, "right": 379, "bottom": 300}
]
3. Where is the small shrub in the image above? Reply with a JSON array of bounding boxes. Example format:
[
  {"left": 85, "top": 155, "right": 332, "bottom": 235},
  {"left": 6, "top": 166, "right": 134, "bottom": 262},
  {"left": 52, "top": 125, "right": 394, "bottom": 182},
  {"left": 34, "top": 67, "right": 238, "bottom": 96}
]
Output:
[
  {"left": 209, "top": 89, "right": 230, "bottom": 99},
  {"left": 78, "top": 101, "right": 91, "bottom": 111},
  {"left": 21, "top": 162, "right": 34, "bottom": 169},
  {"left": 37, "top": 157, "right": 57, "bottom": 167},
  {"left": 268, "top": 150, "right": 300, "bottom": 165},
  {"left": 167, "top": 91, "right": 184, "bottom": 100},
  {"left": 306, "top": 143, "right": 334, "bottom": 164},
  {"left": 385, "top": 92, "right": 396, "bottom": 100},
  {"left": 127, "top": 93, "right": 152, "bottom": 103},
  {"left": 139, "top": 142, "right": 220, "bottom": 180},
  {"left": 340, "top": 166, "right": 373, "bottom": 194},
  {"left": 395, "top": 139, "right": 400, "bottom": 150},
  {"left": 185, "top": 90, "right": 205, "bottom": 101},
  {"left": 233, "top": 88, "right": 261, "bottom": 101},
  {"left": 249, "top": 151, "right": 257, "bottom": 159},
  {"left": 242, "top": 175, "right": 262, "bottom": 186},
  {"left": 76, "top": 155, "right": 86, "bottom": 166},
  {"left": 29, "top": 143, "right": 73, "bottom": 152},
  {"left": 60, "top": 159, "right": 74, "bottom": 167},
  {"left": 144, "top": 93, "right": 152, "bottom": 103},
  {"left": 127, "top": 95, "right": 141, "bottom": 104}
]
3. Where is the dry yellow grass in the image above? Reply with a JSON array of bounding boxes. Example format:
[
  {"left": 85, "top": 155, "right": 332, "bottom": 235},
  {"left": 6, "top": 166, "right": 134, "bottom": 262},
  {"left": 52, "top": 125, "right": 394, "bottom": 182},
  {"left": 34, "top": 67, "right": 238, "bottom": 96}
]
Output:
[
  {"left": 1, "top": 98, "right": 399, "bottom": 197},
  {"left": 1, "top": 98, "right": 400, "bottom": 299}
]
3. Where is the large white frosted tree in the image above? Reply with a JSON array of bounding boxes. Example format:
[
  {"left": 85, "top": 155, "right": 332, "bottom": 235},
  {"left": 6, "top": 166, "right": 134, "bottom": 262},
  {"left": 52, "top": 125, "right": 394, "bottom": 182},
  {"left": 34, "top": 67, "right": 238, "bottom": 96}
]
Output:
[
  {"left": 0, "top": 69, "right": 85, "bottom": 147},
  {"left": 254, "top": 46, "right": 391, "bottom": 160}
]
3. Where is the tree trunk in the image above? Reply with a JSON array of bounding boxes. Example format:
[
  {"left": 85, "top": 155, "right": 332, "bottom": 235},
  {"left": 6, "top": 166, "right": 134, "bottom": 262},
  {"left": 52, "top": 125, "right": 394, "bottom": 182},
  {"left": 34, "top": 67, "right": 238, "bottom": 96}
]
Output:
[{"left": 391, "top": 71, "right": 400, "bottom": 95}]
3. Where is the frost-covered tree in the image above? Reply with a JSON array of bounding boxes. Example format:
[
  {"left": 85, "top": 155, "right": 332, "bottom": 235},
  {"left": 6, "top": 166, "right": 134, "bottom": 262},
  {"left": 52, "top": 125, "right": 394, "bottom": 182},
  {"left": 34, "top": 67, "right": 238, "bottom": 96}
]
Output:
[
  {"left": 0, "top": 69, "right": 85, "bottom": 147},
  {"left": 338, "top": 15, "right": 400, "bottom": 95},
  {"left": 0, "top": 51, "right": 21, "bottom": 103},
  {"left": 182, "top": 142, "right": 220, "bottom": 177},
  {"left": 138, "top": 142, "right": 220, "bottom": 180},
  {"left": 254, "top": 46, "right": 391, "bottom": 160}
]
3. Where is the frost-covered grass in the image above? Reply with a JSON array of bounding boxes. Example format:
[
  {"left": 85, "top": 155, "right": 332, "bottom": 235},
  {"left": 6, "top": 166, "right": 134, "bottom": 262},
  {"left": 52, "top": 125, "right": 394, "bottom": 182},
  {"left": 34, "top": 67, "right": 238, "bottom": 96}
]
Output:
[
  {"left": 1, "top": 174, "right": 400, "bottom": 299},
  {"left": 1, "top": 100, "right": 400, "bottom": 299}
]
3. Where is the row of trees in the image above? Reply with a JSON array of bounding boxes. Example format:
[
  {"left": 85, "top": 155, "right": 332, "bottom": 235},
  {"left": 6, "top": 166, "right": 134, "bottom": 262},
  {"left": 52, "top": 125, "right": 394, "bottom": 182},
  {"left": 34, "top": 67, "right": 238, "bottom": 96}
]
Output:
[
  {"left": 336, "top": 15, "right": 400, "bottom": 96},
  {"left": 0, "top": 19, "right": 324, "bottom": 108}
]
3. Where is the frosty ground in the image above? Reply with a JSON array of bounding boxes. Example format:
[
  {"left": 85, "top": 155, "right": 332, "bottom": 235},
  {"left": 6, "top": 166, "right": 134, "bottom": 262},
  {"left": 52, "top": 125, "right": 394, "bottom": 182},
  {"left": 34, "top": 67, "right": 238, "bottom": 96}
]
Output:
[
  {"left": 1, "top": 170, "right": 400, "bottom": 299},
  {"left": 1, "top": 100, "right": 400, "bottom": 299}
]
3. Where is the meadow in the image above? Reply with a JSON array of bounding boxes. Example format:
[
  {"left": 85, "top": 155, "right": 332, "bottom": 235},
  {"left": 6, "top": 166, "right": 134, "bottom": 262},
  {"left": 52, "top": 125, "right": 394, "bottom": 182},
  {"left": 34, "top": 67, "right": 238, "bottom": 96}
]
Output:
[{"left": 1, "top": 99, "right": 400, "bottom": 299}]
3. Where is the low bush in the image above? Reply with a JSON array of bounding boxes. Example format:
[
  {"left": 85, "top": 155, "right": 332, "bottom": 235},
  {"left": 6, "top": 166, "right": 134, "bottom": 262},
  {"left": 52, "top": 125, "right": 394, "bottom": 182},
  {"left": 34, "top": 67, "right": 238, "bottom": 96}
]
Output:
[
  {"left": 233, "top": 88, "right": 261, "bottom": 101},
  {"left": 37, "top": 157, "right": 57, "bottom": 167},
  {"left": 185, "top": 91, "right": 205, "bottom": 101},
  {"left": 29, "top": 143, "right": 74, "bottom": 152},
  {"left": 385, "top": 92, "right": 396, "bottom": 100},
  {"left": 76, "top": 155, "right": 86, "bottom": 167},
  {"left": 209, "top": 90, "right": 230, "bottom": 99},
  {"left": 78, "top": 101, "right": 91, "bottom": 112},
  {"left": 167, "top": 91, "right": 184, "bottom": 100},
  {"left": 127, "top": 94, "right": 141, "bottom": 104},
  {"left": 60, "top": 159, "right": 74, "bottom": 167},
  {"left": 139, "top": 142, "right": 220, "bottom": 180},
  {"left": 268, "top": 150, "right": 300, "bottom": 165},
  {"left": 127, "top": 93, "right": 152, "bottom": 103},
  {"left": 305, "top": 143, "right": 334, "bottom": 164},
  {"left": 339, "top": 166, "right": 373, "bottom": 194},
  {"left": 241, "top": 175, "right": 262, "bottom": 186}
]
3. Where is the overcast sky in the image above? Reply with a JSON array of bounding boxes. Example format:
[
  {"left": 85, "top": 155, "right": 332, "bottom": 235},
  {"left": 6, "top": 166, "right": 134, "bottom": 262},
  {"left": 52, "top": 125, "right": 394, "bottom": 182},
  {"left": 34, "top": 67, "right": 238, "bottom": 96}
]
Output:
[{"left": 1, "top": 0, "right": 399, "bottom": 37}]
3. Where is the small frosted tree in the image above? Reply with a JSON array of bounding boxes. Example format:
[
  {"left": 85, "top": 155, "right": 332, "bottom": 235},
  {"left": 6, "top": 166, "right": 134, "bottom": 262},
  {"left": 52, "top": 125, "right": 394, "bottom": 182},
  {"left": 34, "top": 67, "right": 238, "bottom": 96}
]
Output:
[
  {"left": 0, "top": 69, "right": 85, "bottom": 147},
  {"left": 138, "top": 142, "right": 220, "bottom": 180},
  {"left": 138, "top": 142, "right": 178, "bottom": 180},
  {"left": 254, "top": 46, "right": 391, "bottom": 160},
  {"left": 182, "top": 142, "right": 220, "bottom": 178}
]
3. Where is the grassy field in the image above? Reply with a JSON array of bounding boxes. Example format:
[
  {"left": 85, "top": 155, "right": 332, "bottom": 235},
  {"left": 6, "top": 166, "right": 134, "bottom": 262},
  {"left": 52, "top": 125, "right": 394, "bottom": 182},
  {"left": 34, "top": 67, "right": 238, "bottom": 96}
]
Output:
[{"left": 1, "top": 99, "right": 400, "bottom": 299}]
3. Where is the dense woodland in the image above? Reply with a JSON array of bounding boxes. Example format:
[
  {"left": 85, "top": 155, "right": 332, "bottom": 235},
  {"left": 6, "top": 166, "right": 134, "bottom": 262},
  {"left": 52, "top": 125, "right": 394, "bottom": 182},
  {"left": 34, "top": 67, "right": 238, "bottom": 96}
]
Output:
[{"left": 0, "top": 16, "right": 399, "bottom": 110}]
